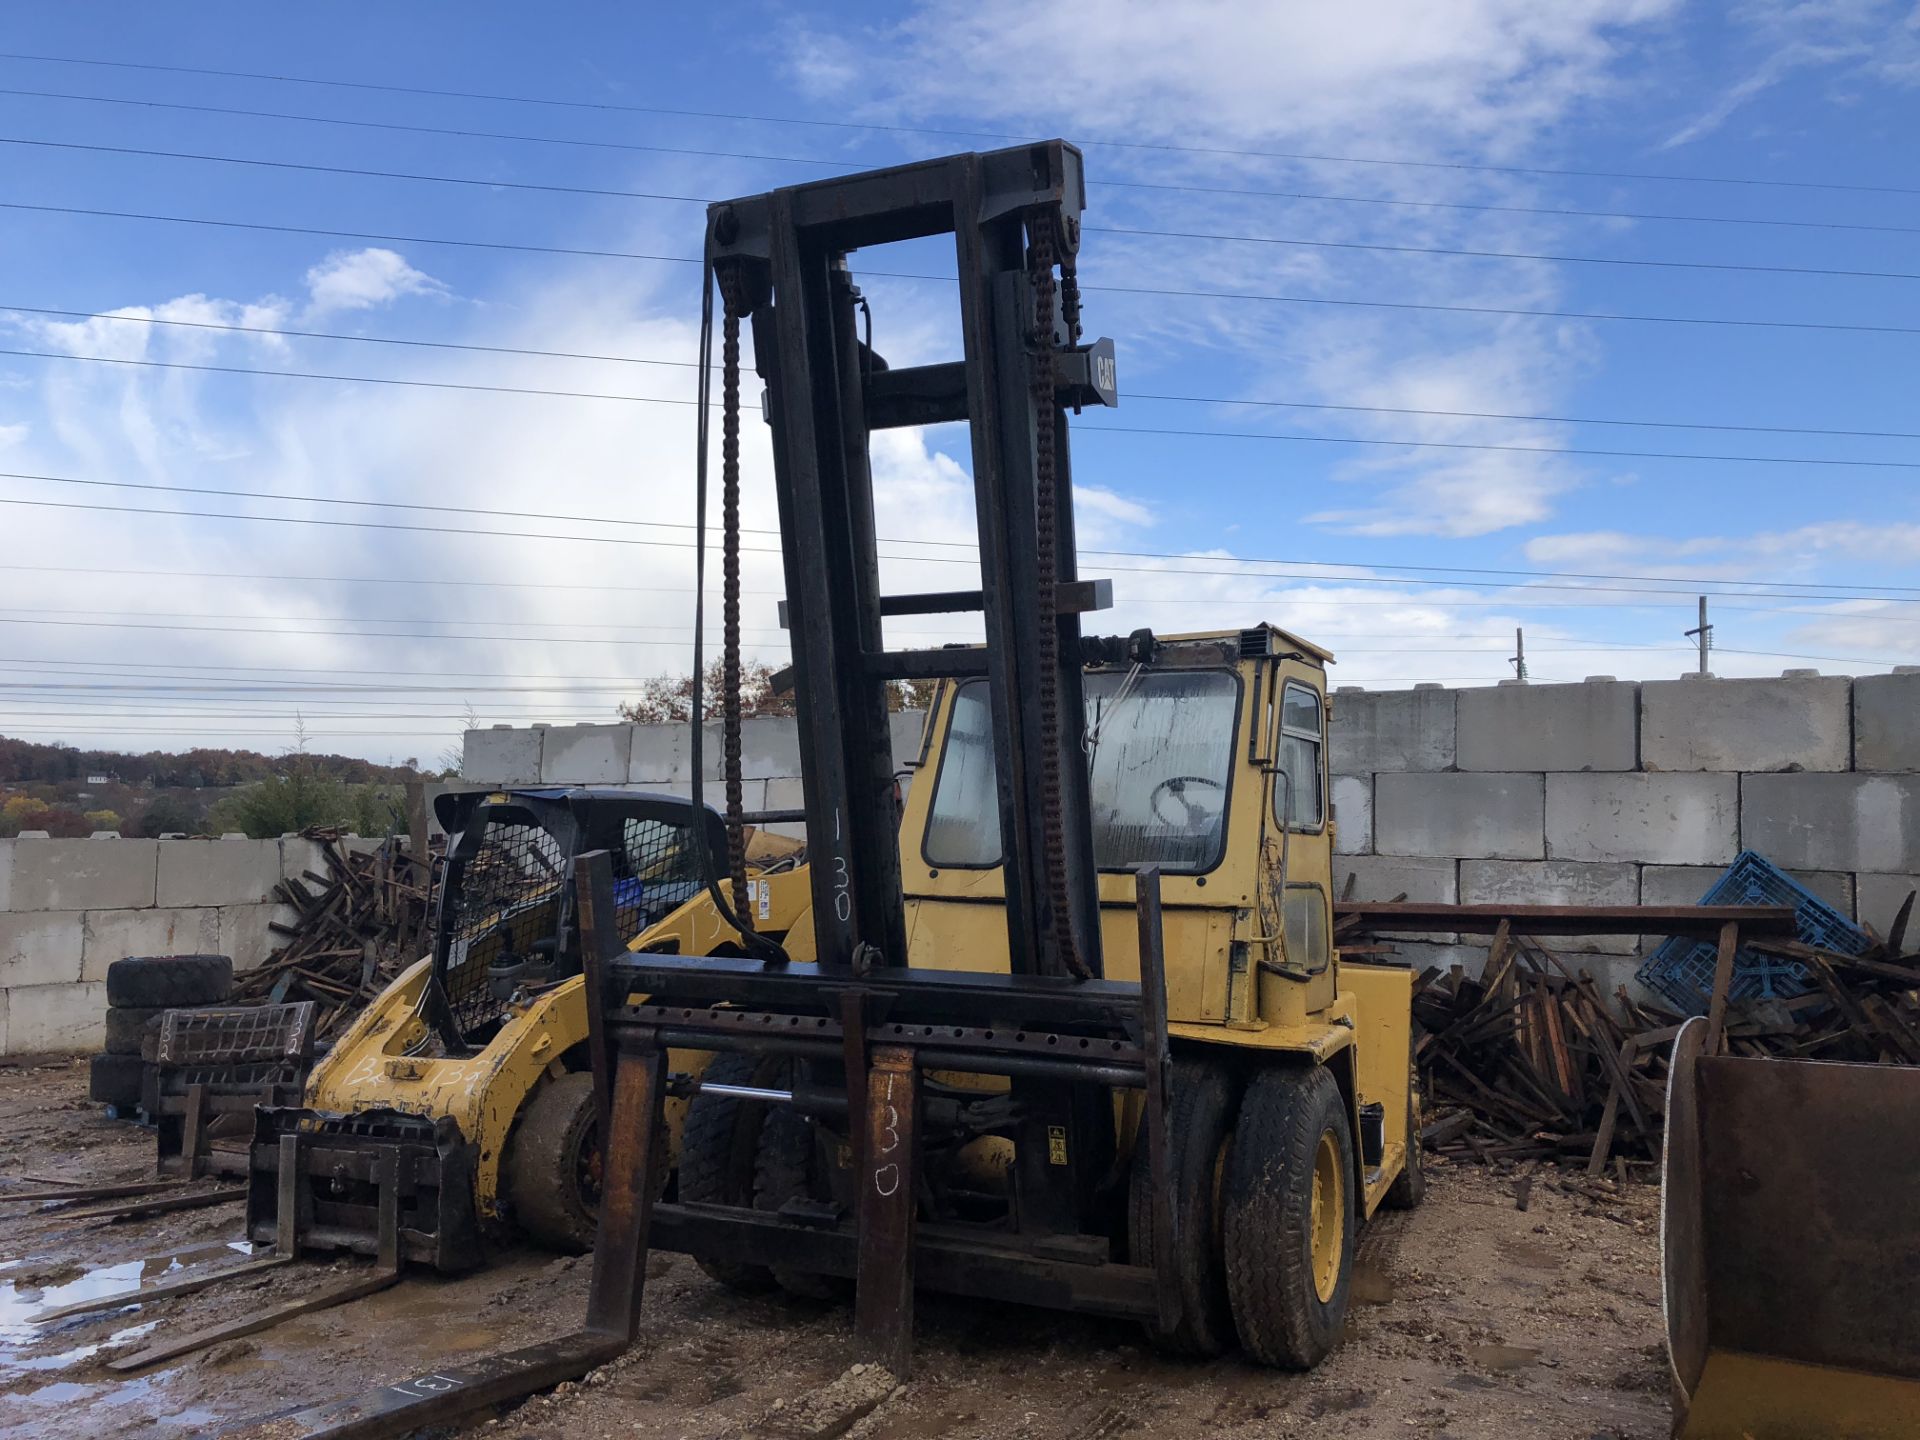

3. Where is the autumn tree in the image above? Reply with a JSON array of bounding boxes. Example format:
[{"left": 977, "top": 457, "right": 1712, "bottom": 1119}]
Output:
[{"left": 620, "top": 663, "right": 936, "bottom": 724}]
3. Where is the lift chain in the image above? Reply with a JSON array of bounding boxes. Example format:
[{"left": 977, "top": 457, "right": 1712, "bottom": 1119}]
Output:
[
  {"left": 1028, "top": 211, "right": 1088, "bottom": 981},
  {"left": 715, "top": 262, "right": 755, "bottom": 933}
]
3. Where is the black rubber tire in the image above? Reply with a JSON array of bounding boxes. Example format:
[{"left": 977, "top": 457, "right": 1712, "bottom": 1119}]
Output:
[
  {"left": 504, "top": 1072, "right": 602, "bottom": 1253},
  {"left": 755, "top": 1106, "right": 841, "bottom": 1301},
  {"left": 1382, "top": 1051, "right": 1426, "bottom": 1212},
  {"left": 1127, "top": 1057, "right": 1240, "bottom": 1357},
  {"left": 105, "top": 954, "right": 232, "bottom": 1009},
  {"left": 1223, "top": 1065, "right": 1356, "bottom": 1369},
  {"left": 679, "top": 1051, "right": 789, "bottom": 1293},
  {"left": 104, "top": 1006, "right": 167, "bottom": 1056},
  {"left": 88, "top": 1052, "right": 145, "bottom": 1108}
]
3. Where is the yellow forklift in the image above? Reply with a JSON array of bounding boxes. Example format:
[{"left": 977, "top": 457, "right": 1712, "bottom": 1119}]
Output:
[{"left": 279, "top": 138, "right": 1419, "bottom": 1438}]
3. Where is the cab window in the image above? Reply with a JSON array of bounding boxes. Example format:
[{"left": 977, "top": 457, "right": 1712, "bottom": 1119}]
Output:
[
  {"left": 924, "top": 669, "right": 1240, "bottom": 873},
  {"left": 1274, "top": 681, "right": 1324, "bottom": 831},
  {"left": 1282, "top": 883, "right": 1331, "bottom": 974}
]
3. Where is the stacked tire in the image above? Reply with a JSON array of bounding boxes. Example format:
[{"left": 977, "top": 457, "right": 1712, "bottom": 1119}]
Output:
[{"left": 87, "top": 954, "right": 235, "bottom": 1113}]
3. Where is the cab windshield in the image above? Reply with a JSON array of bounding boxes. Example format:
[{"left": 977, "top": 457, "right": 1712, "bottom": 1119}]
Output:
[{"left": 923, "top": 669, "right": 1239, "bottom": 873}]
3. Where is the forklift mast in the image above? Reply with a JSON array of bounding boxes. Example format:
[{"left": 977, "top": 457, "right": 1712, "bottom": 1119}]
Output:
[{"left": 706, "top": 141, "right": 1123, "bottom": 980}]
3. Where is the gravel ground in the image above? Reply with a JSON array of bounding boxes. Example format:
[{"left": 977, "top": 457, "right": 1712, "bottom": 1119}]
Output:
[{"left": 0, "top": 1056, "right": 1670, "bottom": 1439}]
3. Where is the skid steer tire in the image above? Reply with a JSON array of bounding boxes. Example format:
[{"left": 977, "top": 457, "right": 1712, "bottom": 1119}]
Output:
[
  {"left": 104, "top": 1006, "right": 167, "bottom": 1057},
  {"left": 1223, "top": 1065, "right": 1355, "bottom": 1369},
  {"left": 1382, "top": 1052, "right": 1426, "bottom": 1212},
  {"left": 1127, "top": 1056, "right": 1239, "bottom": 1357},
  {"left": 680, "top": 1051, "right": 789, "bottom": 1294},
  {"left": 754, "top": 1106, "right": 843, "bottom": 1302},
  {"left": 505, "top": 1072, "right": 615, "bottom": 1253},
  {"left": 105, "top": 954, "right": 232, "bottom": 1010},
  {"left": 89, "top": 1052, "right": 145, "bottom": 1109}
]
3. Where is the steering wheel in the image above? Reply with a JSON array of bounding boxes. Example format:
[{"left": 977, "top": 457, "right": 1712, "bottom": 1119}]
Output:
[{"left": 1149, "top": 774, "right": 1225, "bottom": 828}]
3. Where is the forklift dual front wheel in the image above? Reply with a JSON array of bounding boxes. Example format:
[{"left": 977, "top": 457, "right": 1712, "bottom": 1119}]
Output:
[
  {"left": 1128, "top": 1056, "right": 1239, "bottom": 1356},
  {"left": 1223, "top": 1065, "right": 1356, "bottom": 1369}
]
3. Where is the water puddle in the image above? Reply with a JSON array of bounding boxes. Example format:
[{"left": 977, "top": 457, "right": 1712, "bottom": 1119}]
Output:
[{"left": 0, "top": 1242, "right": 255, "bottom": 1371}]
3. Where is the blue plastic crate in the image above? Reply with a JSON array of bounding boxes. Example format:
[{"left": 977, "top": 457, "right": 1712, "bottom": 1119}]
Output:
[{"left": 1634, "top": 850, "right": 1873, "bottom": 1015}]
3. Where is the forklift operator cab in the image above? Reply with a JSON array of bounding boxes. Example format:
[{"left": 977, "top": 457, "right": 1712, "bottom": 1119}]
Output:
[{"left": 897, "top": 627, "right": 1344, "bottom": 1030}]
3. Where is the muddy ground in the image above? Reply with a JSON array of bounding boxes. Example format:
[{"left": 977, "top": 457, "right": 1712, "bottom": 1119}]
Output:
[{"left": 0, "top": 1056, "right": 1669, "bottom": 1439}]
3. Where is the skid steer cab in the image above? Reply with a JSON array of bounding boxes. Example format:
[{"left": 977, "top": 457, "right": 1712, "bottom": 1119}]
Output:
[
  {"left": 245, "top": 788, "right": 810, "bottom": 1272},
  {"left": 611, "top": 626, "right": 1423, "bottom": 1370}
]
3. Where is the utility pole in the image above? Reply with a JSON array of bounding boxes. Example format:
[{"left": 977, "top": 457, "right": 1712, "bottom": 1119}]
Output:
[
  {"left": 1685, "top": 595, "right": 1713, "bottom": 676},
  {"left": 1509, "top": 626, "right": 1528, "bottom": 681}
]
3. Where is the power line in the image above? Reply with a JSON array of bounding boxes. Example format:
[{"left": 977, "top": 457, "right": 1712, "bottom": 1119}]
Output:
[
  {"left": 8, "top": 488, "right": 1920, "bottom": 606},
  {"left": 17, "top": 302, "right": 1920, "bottom": 442},
  {"left": 0, "top": 561, "right": 1893, "bottom": 615},
  {"left": 5, "top": 50, "right": 1911, "bottom": 197},
  {"left": 1089, "top": 223, "right": 1920, "bottom": 284},
  {"left": 7, "top": 86, "right": 1914, "bottom": 282},
  {"left": 0, "top": 614, "right": 795, "bottom": 647},
  {"left": 13, "top": 135, "right": 1920, "bottom": 337},
  {"left": 12, "top": 467, "right": 1920, "bottom": 596}
]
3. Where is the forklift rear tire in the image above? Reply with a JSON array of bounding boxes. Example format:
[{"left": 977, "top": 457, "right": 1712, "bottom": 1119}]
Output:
[
  {"left": 1127, "top": 1056, "right": 1239, "bottom": 1357},
  {"left": 679, "top": 1051, "right": 789, "bottom": 1294},
  {"left": 1223, "top": 1064, "right": 1355, "bottom": 1369},
  {"left": 504, "top": 1071, "right": 625, "bottom": 1254}
]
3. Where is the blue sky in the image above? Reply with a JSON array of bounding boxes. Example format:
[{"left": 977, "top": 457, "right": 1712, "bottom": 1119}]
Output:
[{"left": 0, "top": 1, "right": 1917, "bottom": 762}]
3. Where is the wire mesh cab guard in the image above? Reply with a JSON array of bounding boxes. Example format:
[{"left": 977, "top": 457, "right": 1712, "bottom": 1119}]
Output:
[{"left": 427, "top": 788, "right": 730, "bottom": 1049}]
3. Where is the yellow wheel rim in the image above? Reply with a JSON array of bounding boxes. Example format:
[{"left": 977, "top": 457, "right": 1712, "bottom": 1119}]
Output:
[{"left": 1310, "top": 1129, "right": 1344, "bottom": 1303}]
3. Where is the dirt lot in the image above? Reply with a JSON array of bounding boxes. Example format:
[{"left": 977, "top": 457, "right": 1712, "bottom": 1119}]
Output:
[{"left": 0, "top": 1056, "right": 1670, "bottom": 1439}]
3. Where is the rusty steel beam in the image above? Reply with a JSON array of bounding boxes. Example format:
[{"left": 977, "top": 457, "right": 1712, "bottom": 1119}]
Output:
[{"left": 1336, "top": 903, "right": 1794, "bottom": 938}]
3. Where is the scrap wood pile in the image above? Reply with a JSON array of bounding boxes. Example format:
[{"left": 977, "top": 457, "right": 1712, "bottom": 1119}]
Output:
[
  {"left": 229, "top": 827, "right": 439, "bottom": 1039},
  {"left": 1377, "top": 913, "right": 1920, "bottom": 1174}
]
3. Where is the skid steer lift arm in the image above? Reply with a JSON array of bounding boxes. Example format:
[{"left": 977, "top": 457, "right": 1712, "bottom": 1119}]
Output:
[{"left": 278, "top": 142, "right": 1169, "bottom": 1439}]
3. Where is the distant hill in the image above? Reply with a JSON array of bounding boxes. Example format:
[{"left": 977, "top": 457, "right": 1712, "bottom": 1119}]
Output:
[{"left": 0, "top": 736, "right": 425, "bottom": 788}]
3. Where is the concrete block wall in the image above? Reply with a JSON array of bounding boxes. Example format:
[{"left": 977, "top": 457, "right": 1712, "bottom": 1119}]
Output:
[
  {"left": 1330, "top": 672, "right": 1920, "bottom": 1000},
  {"left": 0, "top": 835, "right": 316, "bottom": 1055}
]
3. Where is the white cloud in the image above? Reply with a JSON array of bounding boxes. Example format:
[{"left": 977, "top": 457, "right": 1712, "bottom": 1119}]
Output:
[
  {"left": 303, "top": 248, "right": 447, "bottom": 318},
  {"left": 1663, "top": 0, "right": 1919, "bottom": 148},
  {"left": 792, "top": 1, "right": 1678, "bottom": 153}
]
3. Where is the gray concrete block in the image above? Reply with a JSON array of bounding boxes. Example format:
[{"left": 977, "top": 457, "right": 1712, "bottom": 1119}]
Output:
[
  {"left": 1742, "top": 773, "right": 1920, "bottom": 872},
  {"left": 279, "top": 836, "right": 331, "bottom": 886},
  {"left": 0, "top": 840, "right": 12, "bottom": 911},
  {"left": 0, "top": 988, "right": 7, "bottom": 1054},
  {"left": 1459, "top": 859, "right": 1639, "bottom": 953},
  {"left": 628, "top": 723, "right": 691, "bottom": 784},
  {"left": 891, "top": 709, "right": 930, "bottom": 769},
  {"left": 0, "top": 911, "right": 85, "bottom": 989},
  {"left": 1374, "top": 773, "right": 1543, "bottom": 860},
  {"left": 1854, "top": 673, "right": 1920, "bottom": 772},
  {"left": 8, "top": 837, "right": 158, "bottom": 912},
  {"left": 461, "top": 725, "right": 544, "bottom": 785},
  {"left": 217, "top": 904, "right": 284, "bottom": 971},
  {"left": 1641, "top": 675, "right": 1850, "bottom": 773},
  {"left": 156, "top": 838, "right": 283, "bottom": 908},
  {"left": 1456, "top": 680, "right": 1637, "bottom": 773},
  {"left": 81, "top": 908, "right": 221, "bottom": 982},
  {"left": 1546, "top": 774, "right": 1737, "bottom": 866},
  {"left": 4, "top": 981, "right": 107, "bottom": 1053},
  {"left": 1331, "top": 775, "right": 1371, "bottom": 855},
  {"left": 1328, "top": 688, "right": 1455, "bottom": 774},
  {"left": 1333, "top": 855, "right": 1457, "bottom": 904},
  {"left": 728, "top": 716, "right": 804, "bottom": 782},
  {"left": 1857, "top": 872, "right": 1920, "bottom": 938},
  {"left": 539, "top": 724, "right": 634, "bottom": 785},
  {"left": 762, "top": 777, "right": 807, "bottom": 841},
  {"left": 1639, "top": 863, "right": 1854, "bottom": 918}
]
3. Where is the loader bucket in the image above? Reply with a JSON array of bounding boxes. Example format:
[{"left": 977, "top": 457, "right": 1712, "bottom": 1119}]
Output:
[{"left": 1662, "top": 1017, "right": 1920, "bottom": 1438}]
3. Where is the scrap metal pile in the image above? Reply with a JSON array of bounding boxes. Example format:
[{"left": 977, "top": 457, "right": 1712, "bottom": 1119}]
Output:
[
  {"left": 230, "top": 827, "right": 437, "bottom": 1039},
  {"left": 1386, "top": 912, "right": 1920, "bottom": 1173}
]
